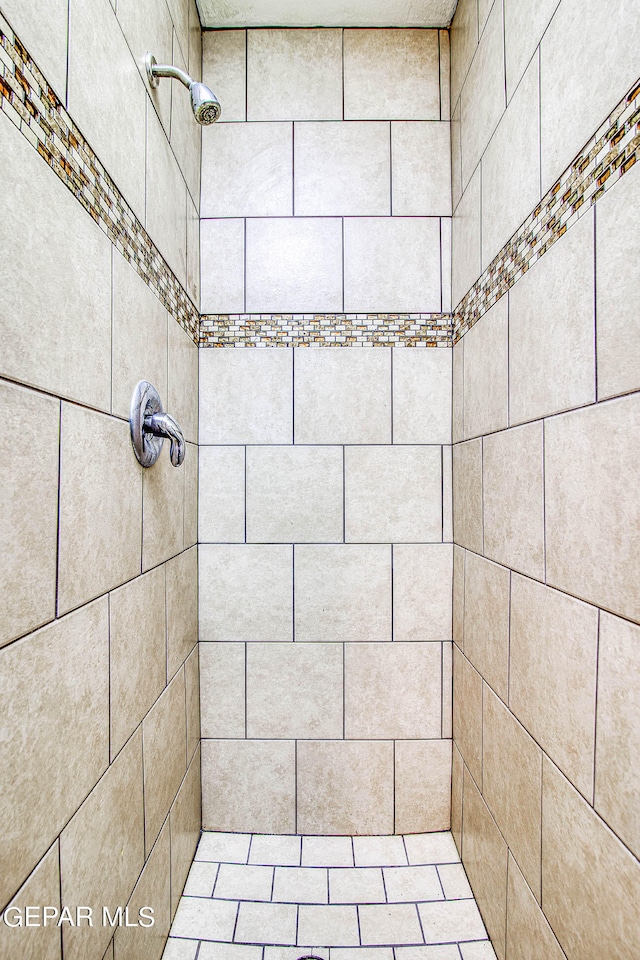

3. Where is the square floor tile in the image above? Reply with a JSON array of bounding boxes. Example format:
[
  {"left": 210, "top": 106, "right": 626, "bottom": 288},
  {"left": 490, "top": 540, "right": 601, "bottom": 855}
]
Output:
[
  {"left": 199, "top": 944, "right": 263, "bottom": 960},
  {"left": 298, "top": 904, "right": 360, "bottom": 946},
  {"left": 264, "top": 949, "right": 329, "bottom": 960},
  {"left": 437, "top": 863, "right": 473, "bottom": 900},
  {"left": 329, "top": 868, "right": 386, "bottom": 903},
  {"left": 353, "top": 836, "right": 408, "bottom": 867},
  {"left": 459, "top": 943, "right": 498, "bottom": 960},
  {"left": 170, "top": 897, "right": 238, "bottom": 942},
  {"left": 359, "top": 903, "right": 424, "bottom": 945},
  {"left": 235, "top": 901, "right": 298, "bottom": 945},
  {"left": 273, "top": 866, "right": 329, "bottom": 903},
  {"left": 183, "top": 861, "right": 219, "bottom": 897},
  {"left": 418, "top": 900, "right": 486, "bottom": 944},
  {"left": 196, "top": 832, "right": 251, "bottom": 863},
  {"left": 332, "top": 950, "right": 395, "bottom": 959},
  {"left": 383, "top": 866, "right": 443, "bottom": 903},
  {"left": 161, "top": 939, "right": 198, "bottom": 960},
  {"left": 303, "top": 835, "right": 354, "bottom": 867},
  {"left": 404, "top": 834, "right": 460, "bottom": 865},
  {"left": 249, "top": 834, "right": 302, "bottom": 866},
  {"left": 395, "top": 947, "right": 461, "bottom": 960},
  {"left": 215, "top": 863, "right": 274, "bottom": 901}
]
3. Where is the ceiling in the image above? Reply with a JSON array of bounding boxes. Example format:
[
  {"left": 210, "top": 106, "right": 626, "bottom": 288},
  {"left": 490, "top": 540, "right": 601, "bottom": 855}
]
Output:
[{"left": 197, "top": 0, "right": 459, "bottom": 28}]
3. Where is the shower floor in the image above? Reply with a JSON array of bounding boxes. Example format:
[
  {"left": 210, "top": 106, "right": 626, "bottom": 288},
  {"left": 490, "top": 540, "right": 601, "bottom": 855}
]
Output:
[{"left": 162, "top": 831, "right": 496, "bottom": 960}]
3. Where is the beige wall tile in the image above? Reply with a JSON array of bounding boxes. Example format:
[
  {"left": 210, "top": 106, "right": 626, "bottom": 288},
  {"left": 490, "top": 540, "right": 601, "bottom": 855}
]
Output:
[
  {"left": 394, "top": 544, "right": 452, "bottom": 643},
  {"left": 246, "top": 217, "right": 343, "bottom": 313},
  {"left": 453, "top": 646, "right": 482, "bottom": 786},
  {"left": 463, "top": 553, "right": 509, "bottom": 702},
  {"left": 483, "top": 689, "right": 542, "bottom": 899},
  {"left": 542, "top": 757, "right": 640, "bottom": 960},
  {"left": 199, "top": 447, "right": 245, "bottom": 542},
  {"left": 595, "top": 612, "right": 640, "bottom": 860},
  {"left": 167, "top": 0, "right": 190, "bottom": 69},
  {"left": 441, "top": 216, "right": 453, "bottom": 313},
  {"left": 110, "top": 567, "right": 166, "bottom": 759},
  {"left": 145, "top": 83, "right": 187, "bottom": 288},
  {"left": 443, "top": 640, "right": 452, "bottom": 737},
  {"left": 483, "top": 422, "right": 544, "bottom": 581},
  {"left": 117, "top": 0, "right": 173, "bottom": 134},
  {"left": 461, "top": 770, "right": 508, "bottom": 960},
  {"left": 200, "top": 218, "right": 245, "bottom": 314},
  {"left": 111, "top": 252, "right": 168, "bottom": 420},
  {"left": 115, "top": 823, "right": 171, "bottom": 960},
  {"left": 183, "top": 441, "right": 198, "bottom": 548},
  {"left": 60, "top": 729, "right": 144, "bottom": 960},
  {"left": 169, "top": 41, "right": 202, "bottom": 210},
  {"left": 345, "top": 643, "right": 442, "bottom": 739},
  {"left": 200, "top": 641, "right": 245, "bottom": 738},
  {"left": 393, "top": 347, "right": 452, "bottom": 445},
  {"left": 596, "top": 164, "right": 640, "bottom": 400},
  {"left": 297, "top": 740, "right": 394, "bottom": 835},
  {"left": 506, "top": 855, "right": 565, "bottom": 960},
  {"left": 345, "top": 446, "right": 442, "bottom": 543},
  {"left": 477, "top": 0, "right": 493, "bottom": 34},
  {"left": 246, "top": 446, "right": 343, "bottom": 543},
  {"left": 184, "top": 646, "right": 200, "bottom": 764},
  {"left": 510, "top": 574, "right": 598, "bottom": 800},
  {"left": 452, "top": 337, "right": 464, "bottom": 443},
  {"left": 200, "top": 544, "right": 292, "bottom": 641},
  {"left": 450, "top": 0, "right": 478, "bottom": 108},
  {"left": 168, "top": 318, "right": 199, "bottom": 445},
  {"left": 0, "top": 116, "right": 112, "bottom": 411},
  {"left": 462, "top": 297, "right": 508, "bottom": 439},
  {"left": 295, "top": 121, "right": 390, "bottom": 216},
  {"left": 247, "top": 642, "right": 343, "bottom": 738},
  {"left": 167, "top": 546, "right": 198, "bottom": 679},
  {"left": 545, "top": 395, "right": 640, "bottom": 622},
  {"left": 143, "top": 444, "right": 185, "bottom": 570},
  {"left": 452, "top": 438, "right": 483, "bottom": 554},
  {"left": 202, "top": 739, "right": 295, "bottom": 833},
  {"left": 460, "top": 1, "right": 505, "bottom": 189},
  {"left": 344, "top": 29, "right": 440, "bottom": 120},
  {"left": 247, "top": 28, "right": 342, "bottom": 120},
  {"left": 451, "top": 100, "right": 463, "bottom": 212},
  {"left": 200, "top": 347, "right": 292, "bottom": 445},
  {"left": 395, "top": 740, "right": 452, "bottom": 833},
  {"left": 344, "top": 217, "right": 442, "bottom": 313},
  {"left": 453, "top": 545, "right": 465, "bottom": 649},
  {"left": 201, "top": 122, "right": 292, "bottom": 218},
  {"left": 509, "top": 212, "right": 595, "bottom": 425},
  {"left": 203, "top": 29, "right": 246, "bottom": 122},
  {"left": 391, "top": 122, "right": 451, "bottom": 216},
  {"left": 452, "top": 166, "right": 481, "bottom": 308},
  {"left": 170, "top": 747, "right": 201, "bottom": 916},
  {"left": 1, "top": 0, "right": 68, "bottom": 98},
  {"left": 0, "top": 600, "right": 109, "bottom": 910},
  {"left": 451, "top": 743, "right": 463, "bottom": 854},
  {"left": 294, "top": 348, "right": 391, "bottom": 445},
  {"left": 295, "top": 544, "right": 391, "bottom": 642},
  {"left": 481, "top": 55, "right": 540, "bottom": 269},
  {"left": 0, "top": 841, "right": 61, "bottom": 960},
  {"left": 0, "top": 381, "right": 59, "bottom": 648},
  {"left": 440, "top": 28, "right": 451, "bottom": 120},
  {"left": 186, "top": 195, "right": 200, "bottom": 308},
  {"left": 188, "top": 0, "right": 203, "bottom": 79},
  {"left": 68, "top": 0, "right": 145, "bottom": 219},
  {"left": 540, "top": 0, "right": 640, "bottom": 192},
  {"left": 442, "top": 444, "right": 453, "bottom": 543},
  {"left": 143, "top": 672, "right": 187, "bottom": 852},
  {"left": 504, "top": 0, "right": 556, "bottom": 101}
]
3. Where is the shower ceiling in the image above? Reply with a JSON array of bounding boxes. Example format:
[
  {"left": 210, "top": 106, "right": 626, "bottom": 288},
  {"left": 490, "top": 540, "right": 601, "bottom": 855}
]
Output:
[{"left": 197, "top": 0, "right": 458, "bottom": 28}]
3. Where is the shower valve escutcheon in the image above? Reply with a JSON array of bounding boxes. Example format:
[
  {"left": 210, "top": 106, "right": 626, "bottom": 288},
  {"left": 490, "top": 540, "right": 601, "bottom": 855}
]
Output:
[{"left": 130, "top": 381, "right": 185, "bottom": 468}]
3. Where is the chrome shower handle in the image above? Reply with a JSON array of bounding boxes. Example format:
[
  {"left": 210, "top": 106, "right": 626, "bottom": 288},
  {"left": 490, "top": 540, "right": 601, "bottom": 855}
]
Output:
[
  {"left": 144, "top": 411, "right": 185, "bottom": 467},
  {"left": 130, "top": 381, "right": 186, "bottom": 468}
]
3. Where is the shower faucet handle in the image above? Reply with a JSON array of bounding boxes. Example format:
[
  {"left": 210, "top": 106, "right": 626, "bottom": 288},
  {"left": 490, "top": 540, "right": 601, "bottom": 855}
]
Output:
[{"left": 130, "top": 381, "right": 186, "bottom": 468}]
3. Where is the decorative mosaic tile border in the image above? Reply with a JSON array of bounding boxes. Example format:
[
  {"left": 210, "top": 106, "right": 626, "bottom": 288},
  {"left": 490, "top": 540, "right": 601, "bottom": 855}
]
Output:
[
  {"left": 200, "top": 313, "right": 453, "bottom": 347},
  {"left": 454, "top": 76, "right": 640, "bottom": 342},
  {"left": 0, "top": 13, "right": 199, "bottom": 344}
]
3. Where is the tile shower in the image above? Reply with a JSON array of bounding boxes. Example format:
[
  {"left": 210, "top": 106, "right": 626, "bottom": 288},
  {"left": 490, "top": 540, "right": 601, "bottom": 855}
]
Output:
[{"left": 0, "top": 2, "right": 638, "bottom": 960}]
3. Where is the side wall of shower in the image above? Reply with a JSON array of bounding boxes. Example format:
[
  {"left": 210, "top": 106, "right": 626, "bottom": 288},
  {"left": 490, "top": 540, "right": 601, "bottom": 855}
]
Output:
[
  {"left": 0, "top": 1, "right": 202, "bottom": 958},
  {"left": 197, "top": 27, "right": 455, "bottom": 835},
  {"left": 450, "top": 0, "right": 640, "bottom": 957}
]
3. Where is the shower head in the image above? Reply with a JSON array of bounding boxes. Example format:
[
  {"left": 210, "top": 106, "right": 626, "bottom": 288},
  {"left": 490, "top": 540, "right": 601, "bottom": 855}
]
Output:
[{"left": 145, "top": 53, "right": 221, "bottom": 125}]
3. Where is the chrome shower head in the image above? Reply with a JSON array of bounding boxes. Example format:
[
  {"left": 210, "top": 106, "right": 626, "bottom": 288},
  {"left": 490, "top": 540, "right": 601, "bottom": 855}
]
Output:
[{"left": 145, "top": 53, "right": 221, "bottom": 125}]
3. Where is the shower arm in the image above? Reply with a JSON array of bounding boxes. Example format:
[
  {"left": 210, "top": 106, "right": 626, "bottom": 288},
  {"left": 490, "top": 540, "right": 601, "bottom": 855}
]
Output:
[{"left": 145, "top": 57, "right": 192, "bottom": 90}]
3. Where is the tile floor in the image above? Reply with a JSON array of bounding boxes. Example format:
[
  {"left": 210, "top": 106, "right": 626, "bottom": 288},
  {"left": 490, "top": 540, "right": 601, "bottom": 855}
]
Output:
[{"left": 162, "top": 832, "right": 497, "bottom": 960}]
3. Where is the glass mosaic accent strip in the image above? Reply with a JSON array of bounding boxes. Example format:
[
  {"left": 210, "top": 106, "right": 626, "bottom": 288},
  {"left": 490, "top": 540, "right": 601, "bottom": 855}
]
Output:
[
  {"left": 454, "top": 76, "right": 640, "bottom": 343},
  {"left": 0, "top": 12, "right": 199, "bottom": 344},
  {"left": 199, "top": 313, "right": 454, "bottom": 347}
]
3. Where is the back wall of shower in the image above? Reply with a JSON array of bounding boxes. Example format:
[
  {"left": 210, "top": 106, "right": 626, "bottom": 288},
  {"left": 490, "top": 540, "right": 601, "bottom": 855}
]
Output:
[{"left": 197, "top": 26, "right": 455, "bottom": 835}]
